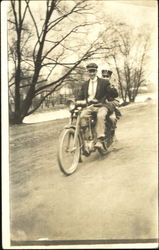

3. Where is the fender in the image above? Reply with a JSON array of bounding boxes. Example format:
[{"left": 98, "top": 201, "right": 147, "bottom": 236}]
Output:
[{"left": 64, "top": 124, "right": 76, "bottom": 129}]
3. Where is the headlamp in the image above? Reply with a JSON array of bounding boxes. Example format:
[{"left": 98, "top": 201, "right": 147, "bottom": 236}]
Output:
[{"left": 66, "top": 99, "right": 76, "bottom": 111}]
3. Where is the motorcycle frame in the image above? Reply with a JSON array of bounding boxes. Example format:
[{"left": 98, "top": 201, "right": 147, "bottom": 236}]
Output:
[{"left": 65, "top": 108, "right": 96, "bottom": 155}]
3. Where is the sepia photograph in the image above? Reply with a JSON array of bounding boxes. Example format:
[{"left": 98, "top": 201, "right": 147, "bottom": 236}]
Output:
[{"left": 2, "top": 0, "right": 158, "bottom": 249}]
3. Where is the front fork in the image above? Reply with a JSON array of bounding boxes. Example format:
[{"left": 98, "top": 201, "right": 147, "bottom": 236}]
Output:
[
  {"left": 65, "top": 115, "right": 83, "bottom": 162},
  {"left": 72, "top": 115, "right": 80, "bottom": 150}
]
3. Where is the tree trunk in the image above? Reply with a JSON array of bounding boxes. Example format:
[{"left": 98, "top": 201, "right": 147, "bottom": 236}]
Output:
[
  {"left": 10, "top": 112, "right": 23, "bottom": 124},
  {"left": 21, "top": 67, "right": 41, "bottom": 118},
  {"left": 13, "top": 1, "right": 22, "bottom": 124}
]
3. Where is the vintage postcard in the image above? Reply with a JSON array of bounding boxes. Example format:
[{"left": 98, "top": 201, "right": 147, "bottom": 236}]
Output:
[{"left": 2, "top": 0, "right": 158, "bottom": 249}]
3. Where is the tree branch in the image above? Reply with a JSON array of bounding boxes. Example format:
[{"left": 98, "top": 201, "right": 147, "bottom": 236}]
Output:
[
  {"left": 21, "top": 0, "right": 30, "bottom": 24},
  {"left": 47, "top": 0, "right": 88, "bottom": 32},
  {"left": 42, "top": 23, "right": 89, "bottom": 61},
  {"left": 10, "top": 0, "right": 19, "bottom": 33},
  {"left": 24, "top": 0, "right": 40, "bottom": 41},
  {"left": 35, "top": 49, "right": 92, "bottom": 94}
]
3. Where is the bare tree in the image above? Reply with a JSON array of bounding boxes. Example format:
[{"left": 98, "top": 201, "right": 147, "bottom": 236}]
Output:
[
  {"left": 8, "top": 0, "right": 115, "bottom": 124},
  {"left": 102, "top": 22, "right": 151, "bottom": 104},
  {"left": 129, "top": 33, "right": 150, "bottom": 102}
]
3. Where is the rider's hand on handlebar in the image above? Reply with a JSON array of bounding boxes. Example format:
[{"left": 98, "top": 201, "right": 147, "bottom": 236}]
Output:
[{"left": 76, "top": 100, "right": 87, "bottom": 105}]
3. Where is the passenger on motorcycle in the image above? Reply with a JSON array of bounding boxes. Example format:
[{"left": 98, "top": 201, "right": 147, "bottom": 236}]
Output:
[
  {"left": 101, "top": 69, "right": 122, "bottom": 121},
  {"left": 76, "top": 63, "right": 119, "bottom": 150}
]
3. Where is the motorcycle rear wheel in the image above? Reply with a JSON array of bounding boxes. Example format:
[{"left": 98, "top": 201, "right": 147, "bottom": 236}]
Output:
[
  {"left": 57, "top": 128, "right": 81, "bottom": 176},
  {"left": 98, "top": 130, "right": 115, "bottom": 155}
]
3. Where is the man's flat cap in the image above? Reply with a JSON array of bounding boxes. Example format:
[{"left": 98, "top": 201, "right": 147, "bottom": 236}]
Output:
[{"left": 86, "top": 63, "right": 98, "bottom": 70}]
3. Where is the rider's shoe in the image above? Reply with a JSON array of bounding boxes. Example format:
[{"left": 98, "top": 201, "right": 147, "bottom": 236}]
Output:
[
  {"left": 95, "top": 141, "right": 103, "bottom": 150},
  {"left": 95, "top": 138, "right": 108, "bottom": 155},
  {"left": 95, "top": 137, "right": 106, "bottom": 150}
]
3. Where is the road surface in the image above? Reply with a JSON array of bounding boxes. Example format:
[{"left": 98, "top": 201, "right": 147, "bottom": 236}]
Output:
[{"left": 9, "top": 99, "right": 158, "bottom": 245}]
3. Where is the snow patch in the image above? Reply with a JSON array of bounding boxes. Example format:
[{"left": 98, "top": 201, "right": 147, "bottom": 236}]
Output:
[
  {"left": 23, "top": 93, "right": 157, "bottom": 124},
  {"left": 23, "top": 109, "right": 70, "bottom": 124}
]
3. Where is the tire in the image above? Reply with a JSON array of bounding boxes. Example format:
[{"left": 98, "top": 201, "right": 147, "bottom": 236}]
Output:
[
  {"left": 57, "top": 128, "right": 81, "bottom": 176},
  {"left": 107, "top": 129, "right": 115, "bottom": 148},
  {"left": 98, "top": 130, "right": 115, "bottom": 156}
]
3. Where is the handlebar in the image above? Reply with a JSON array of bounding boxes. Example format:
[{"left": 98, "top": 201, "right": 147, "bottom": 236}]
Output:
[
  {"left": 67, "top": 99, "right": 103, "bottom": 112},
  {"left": 75, "top": 99, "right": 102, "bottom": 107},
  {"left": 75, "top": 102, "right": 102, "bottom": 108}
]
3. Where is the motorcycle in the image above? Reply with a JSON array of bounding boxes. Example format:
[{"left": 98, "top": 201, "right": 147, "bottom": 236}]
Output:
[{"left": 57, "top": 99, "right": 117, "bottom": 176}]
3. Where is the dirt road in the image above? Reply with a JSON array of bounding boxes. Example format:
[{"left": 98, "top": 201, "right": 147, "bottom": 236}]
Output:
[{"left": 9, "top": 100, "right": 158, "bottom": 244}]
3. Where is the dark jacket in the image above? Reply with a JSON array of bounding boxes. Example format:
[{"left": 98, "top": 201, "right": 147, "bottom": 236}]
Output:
[{"left": 77, "top": 77, "right": 118, "bottom": 103}]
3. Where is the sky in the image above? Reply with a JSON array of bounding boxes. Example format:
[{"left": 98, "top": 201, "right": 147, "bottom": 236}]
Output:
[{"left": 6, "top": 0, "right": 158, "bottom": 84}]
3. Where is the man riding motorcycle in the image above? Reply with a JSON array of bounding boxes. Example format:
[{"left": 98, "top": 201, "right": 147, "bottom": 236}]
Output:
[{"left": 76, "top": 63, "right": 119, "bottom": 151}]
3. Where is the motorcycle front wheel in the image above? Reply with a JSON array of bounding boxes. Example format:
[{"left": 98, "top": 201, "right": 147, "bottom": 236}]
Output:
[{"left": 57, "top": 128, "right": 81, "bottom": 176}]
